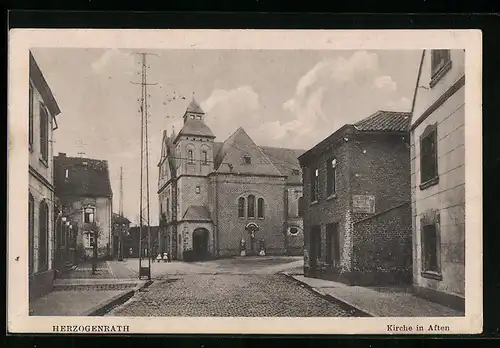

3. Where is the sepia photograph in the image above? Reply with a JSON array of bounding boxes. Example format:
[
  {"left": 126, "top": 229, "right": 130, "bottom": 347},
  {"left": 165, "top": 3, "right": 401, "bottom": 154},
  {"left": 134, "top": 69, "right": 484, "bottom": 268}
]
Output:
[{"left": 8, "top": 29, "right": 482, "bottom": 334}]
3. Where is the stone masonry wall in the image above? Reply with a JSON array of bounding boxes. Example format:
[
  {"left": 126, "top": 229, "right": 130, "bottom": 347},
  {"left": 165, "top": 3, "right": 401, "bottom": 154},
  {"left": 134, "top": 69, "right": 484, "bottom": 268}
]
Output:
[{"left": 213, "top": 174, "right": 286, "bottom": 257}]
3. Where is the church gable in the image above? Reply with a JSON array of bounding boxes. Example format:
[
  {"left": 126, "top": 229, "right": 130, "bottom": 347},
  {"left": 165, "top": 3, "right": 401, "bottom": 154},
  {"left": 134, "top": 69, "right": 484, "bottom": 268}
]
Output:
[{"left": 215, "top": 127, "right": 283, "bottom": 177}]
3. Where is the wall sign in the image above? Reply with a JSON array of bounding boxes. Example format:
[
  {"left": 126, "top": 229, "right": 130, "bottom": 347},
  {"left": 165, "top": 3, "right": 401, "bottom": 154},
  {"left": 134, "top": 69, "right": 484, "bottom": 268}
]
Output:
[{"left": 352, "top": 195, "right": 375, "bottom": 214}]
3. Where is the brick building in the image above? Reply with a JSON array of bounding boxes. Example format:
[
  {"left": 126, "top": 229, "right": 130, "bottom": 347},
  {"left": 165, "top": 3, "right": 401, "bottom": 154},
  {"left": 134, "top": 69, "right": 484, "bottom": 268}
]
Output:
[
  {"left": 410, "top": 49, "right": 465, "bottom": 311},
  {"left": 157, "top": 99, "right": 305, "bottom": 260},
  {"left": 54, "top": 154, "right": 113, "bottom": 261},
  {"left": 299, "top": 110, "right": 413, "bottom": 286},
  {"left": 28, "top": 52, "right": 62, "bottom": 300}
]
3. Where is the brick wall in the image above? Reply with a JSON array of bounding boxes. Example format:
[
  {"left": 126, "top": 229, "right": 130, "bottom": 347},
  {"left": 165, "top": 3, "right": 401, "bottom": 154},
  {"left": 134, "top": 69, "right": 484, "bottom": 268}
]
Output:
[
  {"left": 302, "top": 131, "right": 352, "bottom": 274},
  {"left": 212, "top": 174, "right": 286, "bottom": 256},
  {"left": 352, "top": 203, "right": 412, "bottom": 285}
]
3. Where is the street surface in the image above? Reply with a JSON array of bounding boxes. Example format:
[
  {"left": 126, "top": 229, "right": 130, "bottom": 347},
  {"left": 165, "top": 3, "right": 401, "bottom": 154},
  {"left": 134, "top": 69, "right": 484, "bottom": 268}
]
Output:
[{"left": 106, "top": 256, "right": 354, "bottom": 317}]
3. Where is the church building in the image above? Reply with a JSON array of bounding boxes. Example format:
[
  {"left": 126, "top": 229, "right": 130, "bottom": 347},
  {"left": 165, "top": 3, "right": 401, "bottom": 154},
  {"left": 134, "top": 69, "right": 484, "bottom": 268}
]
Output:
[{"left": 157, "top": 99, "right": 305, "bottom": 260}]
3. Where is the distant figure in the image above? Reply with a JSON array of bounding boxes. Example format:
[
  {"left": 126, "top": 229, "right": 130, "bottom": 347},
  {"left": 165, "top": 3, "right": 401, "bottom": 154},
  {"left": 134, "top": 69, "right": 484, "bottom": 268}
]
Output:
[
  {"left": 163, "top": 252, "right": 169, "bottom": 263},
  {"left": 129, "top": 247, "right": 133, "bottom": 256},
  {"left": 156, "top": 253, "right": 162, "bottom": 262}
]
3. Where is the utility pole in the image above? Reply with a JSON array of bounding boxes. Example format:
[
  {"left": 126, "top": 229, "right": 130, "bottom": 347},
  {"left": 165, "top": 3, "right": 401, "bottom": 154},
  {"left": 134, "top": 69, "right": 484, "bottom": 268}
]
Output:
[
  {"left": 131, "top": 52, "right": 157, "bottom": 280},
  {"left": 118, "top": 166, "right": 124, "bottom": 261}
]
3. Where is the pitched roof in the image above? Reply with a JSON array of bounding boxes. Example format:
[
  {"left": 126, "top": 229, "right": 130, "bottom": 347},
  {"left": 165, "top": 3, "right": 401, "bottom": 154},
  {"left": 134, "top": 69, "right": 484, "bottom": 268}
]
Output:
[
  {"left": 354, "top": 110, "right": 411, "bottom": 132},
  {"left": 54, "top": 154, "right": 113, "bottom": 197},
  {"left": 260, "top": 146, "right": 305, "bottom": 185},
  {"left": 186, "top": 99, "right": 205, "bottom": 114},
  {"left": 177, "top": 118, "right": 215, "bottom": 139},
  {"left": 214, "top": 127, "right": 283, "bottom": 177},
  {"left": 29, "top": 51, "right": 61, "bottom": 117},
  {"left": 182, "top": 205, "right": 212, "bottom": 222}
]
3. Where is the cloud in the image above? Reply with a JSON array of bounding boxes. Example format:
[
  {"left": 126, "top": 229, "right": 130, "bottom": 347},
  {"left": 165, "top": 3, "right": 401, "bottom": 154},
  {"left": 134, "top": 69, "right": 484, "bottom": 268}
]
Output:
[
  {"left": 373, "top": 75, "right": 397, "bottom": 92},
  {"left": 254, "top": 50, "right": 406, "bottom": 149},
  {"left": 201, "top": 86, "right": 259, "bottom": 112},
  {"left": 201, "top": 86, "right": 262, "bottom": 141},
  {"left": 91, "top": 49, "right": 133, "bottom": 74}
]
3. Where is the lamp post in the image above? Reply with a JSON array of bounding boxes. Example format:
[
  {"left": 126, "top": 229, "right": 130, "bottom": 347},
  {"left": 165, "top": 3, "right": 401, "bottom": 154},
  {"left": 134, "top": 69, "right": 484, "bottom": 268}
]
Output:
[
  {"left": 65, "top": 221, "right": 70, "bottom": 265},
  {"left": 61, "top": 216, "right": 67, "bottom": 270}
]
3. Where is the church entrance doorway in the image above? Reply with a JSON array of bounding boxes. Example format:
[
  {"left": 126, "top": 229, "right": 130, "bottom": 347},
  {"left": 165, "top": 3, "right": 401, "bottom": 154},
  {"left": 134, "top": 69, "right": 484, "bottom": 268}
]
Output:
[{"left": 192, "top": 228, "right": 209, "bottom": 261}]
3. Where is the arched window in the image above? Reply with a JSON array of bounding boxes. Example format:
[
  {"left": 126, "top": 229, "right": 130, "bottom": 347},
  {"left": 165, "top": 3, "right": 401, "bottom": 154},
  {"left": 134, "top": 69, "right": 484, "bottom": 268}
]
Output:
[
  {"left": 257, "top": 198, "right": 265, "bottom": 219},
  {"left": 238, "top": 197, "right": 245, "bottom": 218},
  {"left": 38, "top": 200, "right": 49, "bottom": 272},
  {"left": 247, "top": 195, "right": 255, "bottom": 218},
  {"left": 188, "top": 149, "right": 194, "bottom": 164},
  {"left": 202, "top": 150, "right": 208, "bottom": 165},
  {"left": 28, "top": 193, "right": 35, "bottom": 274},
  {"left": 298, "top": 196, "right": 304, "bottom": 217}
]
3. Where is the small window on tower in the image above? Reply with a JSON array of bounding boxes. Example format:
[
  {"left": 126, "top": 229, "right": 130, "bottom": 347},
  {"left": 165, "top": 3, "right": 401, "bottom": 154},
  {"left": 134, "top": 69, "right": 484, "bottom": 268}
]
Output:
[{"left": 243, "top": 154, "right": 251, "bottom": 165}]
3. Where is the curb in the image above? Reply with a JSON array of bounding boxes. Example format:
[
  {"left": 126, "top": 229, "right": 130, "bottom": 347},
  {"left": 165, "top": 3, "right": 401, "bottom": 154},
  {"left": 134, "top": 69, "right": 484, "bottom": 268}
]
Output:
[
  {"left": 84, "top": 280, "right": 153, "bottom": 316},
  {"left": 282, "top": 273, "right": 374, "bottom": 317}
]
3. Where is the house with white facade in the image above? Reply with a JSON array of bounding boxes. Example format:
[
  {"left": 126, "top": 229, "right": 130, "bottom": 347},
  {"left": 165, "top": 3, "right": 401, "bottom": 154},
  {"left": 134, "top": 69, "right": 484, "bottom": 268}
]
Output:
[{"left": 410, "top": 49, "right": 465, "bottom": 312}]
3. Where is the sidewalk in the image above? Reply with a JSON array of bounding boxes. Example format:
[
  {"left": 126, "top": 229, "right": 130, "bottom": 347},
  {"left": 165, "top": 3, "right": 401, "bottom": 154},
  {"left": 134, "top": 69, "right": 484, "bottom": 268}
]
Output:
[
  {"left": 30, "top": 261, "right": 149, "bottom": 316},
  {"left": 286, "top": 274, "right": 465, "bottom": 317}
]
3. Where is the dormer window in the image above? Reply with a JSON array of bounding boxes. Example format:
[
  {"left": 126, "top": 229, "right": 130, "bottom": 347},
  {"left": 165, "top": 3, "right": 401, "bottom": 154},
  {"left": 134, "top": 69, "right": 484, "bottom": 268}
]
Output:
[
  {"left": 243, "top": 154, "right": 251, "bottom": 165},
  {"left": 196, "top": 115, "right": 202, "bottom": 120},
  {"left": 292, "top": 169, "right": 300, "bottom": 176},
  {"left": 190, "top": 115, "right": 195, "bottom": 120}
]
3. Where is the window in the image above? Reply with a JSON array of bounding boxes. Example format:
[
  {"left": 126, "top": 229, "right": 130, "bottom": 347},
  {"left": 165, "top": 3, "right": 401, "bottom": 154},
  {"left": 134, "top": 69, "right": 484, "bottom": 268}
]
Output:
[
  {"left": 39, "top": 103, "right": 49, "bottom": 162},
  {"left": 420, "top": 124, "right": 439, "bottom": 189},
  {"left": 28, "top": 193, "right": 34, "bottom": 274},
  {"left": 247, "top": 194, "right": 255, "bottom": 218},
  {"left": 257, "top": 198, "right": 265, "bottom": 219},
  {"left": 84, "top": 207, "right": 95, "bottom": 224},
  {"left": 188, "top": 149, "right": 194, "bottom": 164},
  {"left": 166, "top": 198, "right": 170, "bottom": 213},
  {"left": 311, "top": 168, "right": 319, "bottom": 202},
  {"left": 190, "top": 115, "right": 195, "bottom": 119},
  {"left": 195, "top": 185, "right": 200, "bottom": 194},
  {"left": 289, "top": 226, "right": 299, "bottom": 235},
  {"left": 327, "top": 158, "right": 337, "bottom": 196},
  {"left": 87, "top": 233, "right": 95, "bottom": 248},
  {"left": 38, "top": 200, "right": 49, "bottom": 272},
  {"left": 238, "top": 197, "right": 245, "bottom": 218},
  {"left": 292, "top": 169, "right": 300, "bottom": 176},
  {"left": 202, "top": 150, "right": 208, "bottom": 165},
  {"left": 196, "top": 115, "right": 202, "bottom": 120},
  {"left": 431, "top": 49, "right": 451, "bottom": 80},
  {"left": 421, "top": 214, "right": 441, "bottom": 276},
  {"left": 29, "top": 84, "right": 34, "bottom": 148},
  {"left": 298, "top": 196, "right": 304, "bottom": 217},
  {"left": 243, "top": 154, "right": 251, "bottom": 165}
]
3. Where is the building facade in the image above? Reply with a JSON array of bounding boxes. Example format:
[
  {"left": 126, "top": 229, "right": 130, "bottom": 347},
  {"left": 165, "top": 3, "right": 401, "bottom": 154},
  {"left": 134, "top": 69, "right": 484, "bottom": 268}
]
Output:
[
  {"left": 157, "top": 99, "right": 304, "bottom": 260},
  {"left": 410, "top": 49, "right": 465, "bottom": 311},
  {"left": 28, "top": 52, "right": 62, "bottom": 301},
  {"left": 54, "top": 154, "right": 113, "bottom": 261},
  {"left": 299, "top": 111, "right": 413, "bottom": 286}
]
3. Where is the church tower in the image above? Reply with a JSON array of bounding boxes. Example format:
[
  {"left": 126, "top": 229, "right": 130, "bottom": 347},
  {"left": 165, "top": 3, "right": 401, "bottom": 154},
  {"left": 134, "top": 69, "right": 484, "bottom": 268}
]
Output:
[{"left": 173, "top": 97, "right": 216, "bottom": 221}]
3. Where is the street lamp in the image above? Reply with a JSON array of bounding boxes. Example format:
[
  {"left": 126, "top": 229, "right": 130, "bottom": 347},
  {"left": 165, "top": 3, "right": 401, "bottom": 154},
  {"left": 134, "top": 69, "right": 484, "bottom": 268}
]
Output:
[{"left": 60, "top": 216, "right": 67, "bottom": 270}]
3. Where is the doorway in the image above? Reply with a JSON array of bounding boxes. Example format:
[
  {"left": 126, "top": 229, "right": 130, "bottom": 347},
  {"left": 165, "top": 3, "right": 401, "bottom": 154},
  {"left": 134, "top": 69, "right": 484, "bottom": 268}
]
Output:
[
  {"left": 309, "top": 226, "right": 321, "bottom": 270},
  {"left": 326, "top": 223, "right": 340, "bottom": 267},
  {"left": 192, "top": 228, "right": 209, "bottom": 260}
]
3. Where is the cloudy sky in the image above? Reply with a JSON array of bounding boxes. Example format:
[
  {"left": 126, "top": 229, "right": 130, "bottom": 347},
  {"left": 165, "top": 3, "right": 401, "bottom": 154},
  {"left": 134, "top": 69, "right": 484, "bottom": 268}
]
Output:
[{"left": 31, "top": 48, "right": 422, "bottom": 225}]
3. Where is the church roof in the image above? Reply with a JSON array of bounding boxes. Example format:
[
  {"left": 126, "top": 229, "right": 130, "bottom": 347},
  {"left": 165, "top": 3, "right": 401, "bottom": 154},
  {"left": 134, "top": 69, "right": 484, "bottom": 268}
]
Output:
[
  {"left": 186, "top": 99, "right": 205, "bottom": 114},
  {"left": 177, "top": 118, "right": 215, "bottom": 139},
  {"left": 182, "top": 205, "right": 212, "bottom": 222},
  {"left": 214, "top": 127, "right": 284, "bottom": 177}
]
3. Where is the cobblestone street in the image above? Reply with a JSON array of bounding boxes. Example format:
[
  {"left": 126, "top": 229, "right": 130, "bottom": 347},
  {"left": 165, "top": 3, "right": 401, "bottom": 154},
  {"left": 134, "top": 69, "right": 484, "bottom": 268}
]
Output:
[{"left": 106, "top": 257, "right": 354, "bottom": 317}]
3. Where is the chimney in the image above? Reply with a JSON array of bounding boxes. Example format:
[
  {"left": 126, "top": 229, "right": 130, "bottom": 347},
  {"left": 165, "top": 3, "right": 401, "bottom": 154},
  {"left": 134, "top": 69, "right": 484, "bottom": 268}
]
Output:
[{"left": 59, "top": 152, "right": 67, "bottom": 157}]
